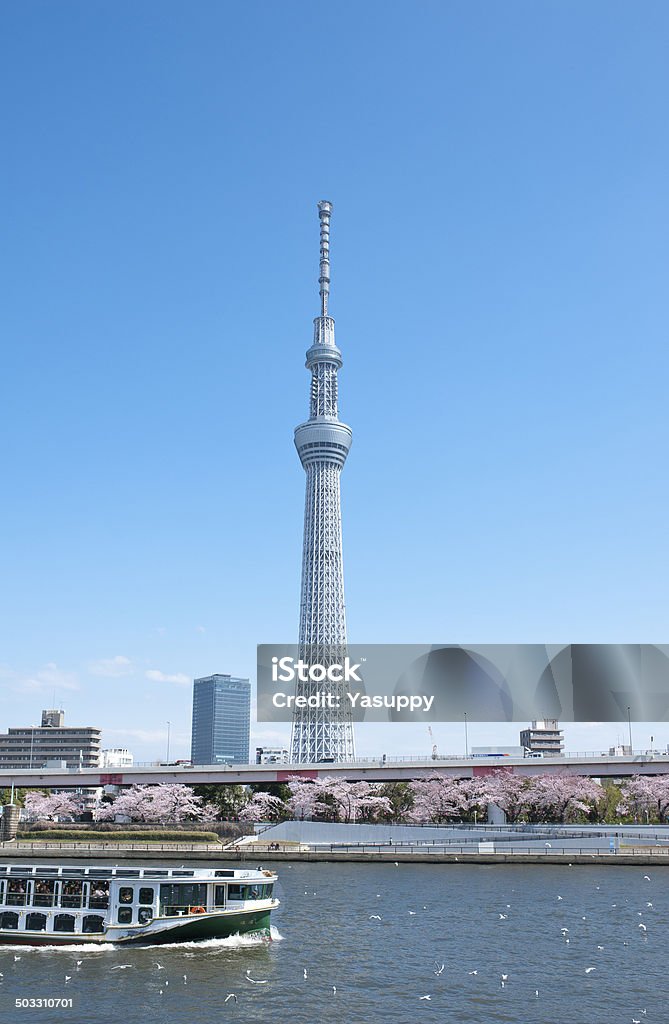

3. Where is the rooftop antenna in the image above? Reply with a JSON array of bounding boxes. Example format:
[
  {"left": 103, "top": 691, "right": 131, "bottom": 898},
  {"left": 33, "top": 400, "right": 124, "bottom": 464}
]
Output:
[{"left": 317, "top": 200, "right": 332, "bottom": 316}]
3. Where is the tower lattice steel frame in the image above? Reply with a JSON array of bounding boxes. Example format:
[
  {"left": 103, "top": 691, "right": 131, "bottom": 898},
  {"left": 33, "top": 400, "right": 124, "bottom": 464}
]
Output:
[{"left": 290, "top": 201, "right": 356, "bottom": 763}]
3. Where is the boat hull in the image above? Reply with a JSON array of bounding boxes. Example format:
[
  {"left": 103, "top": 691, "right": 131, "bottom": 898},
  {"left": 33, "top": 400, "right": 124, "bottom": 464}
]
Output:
[{"left": 0, "top": 909, "right": 274, "bottom": 947}]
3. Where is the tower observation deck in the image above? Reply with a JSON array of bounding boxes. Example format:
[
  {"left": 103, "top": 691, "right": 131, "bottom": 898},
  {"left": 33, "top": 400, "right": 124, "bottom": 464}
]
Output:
[{"left": 290, "top": 201, "right": 356, "bottom": 763}]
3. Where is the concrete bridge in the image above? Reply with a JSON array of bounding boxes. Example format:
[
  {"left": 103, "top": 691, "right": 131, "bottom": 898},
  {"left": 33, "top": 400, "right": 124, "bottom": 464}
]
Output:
[{"left": 2, "top": 752, "right": 669, "bottom": 789}]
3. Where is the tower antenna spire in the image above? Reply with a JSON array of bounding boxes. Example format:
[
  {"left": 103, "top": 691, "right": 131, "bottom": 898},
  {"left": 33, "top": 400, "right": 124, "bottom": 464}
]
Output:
[{"left": 317, "top": 200, "right": 332, "bottom": 316}]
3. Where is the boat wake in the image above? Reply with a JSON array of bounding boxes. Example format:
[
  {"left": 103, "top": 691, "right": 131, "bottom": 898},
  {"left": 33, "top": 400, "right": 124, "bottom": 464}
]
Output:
[
  {"left": 0, "top": 927, "right": 283, "bottom": 955},
  {"left": 0, "top": 942, "right": 114, "bottom": 954},
  {"left": 156, "top": 926, "right": 284, "bottom": 952}
]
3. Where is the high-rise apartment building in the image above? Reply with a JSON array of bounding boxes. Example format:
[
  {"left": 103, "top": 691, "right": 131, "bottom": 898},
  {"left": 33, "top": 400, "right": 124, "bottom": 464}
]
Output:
[
  {"left": 0, "top": 710, "right": 101, "bottom": 770},
  {"left": 190, "top": 674, "right": 250, "bottom": 765}
]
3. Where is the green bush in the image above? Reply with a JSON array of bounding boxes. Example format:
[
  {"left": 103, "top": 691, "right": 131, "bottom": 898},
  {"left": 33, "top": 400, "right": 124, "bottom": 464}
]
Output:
[{"left": 17, "top": 830, "right": 220, "bottom": 843}]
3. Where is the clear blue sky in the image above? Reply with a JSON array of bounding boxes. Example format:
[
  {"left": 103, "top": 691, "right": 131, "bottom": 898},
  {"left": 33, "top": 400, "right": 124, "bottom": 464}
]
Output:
[{"left": 2, "top": 2, "right": 668, "bottom": 761}]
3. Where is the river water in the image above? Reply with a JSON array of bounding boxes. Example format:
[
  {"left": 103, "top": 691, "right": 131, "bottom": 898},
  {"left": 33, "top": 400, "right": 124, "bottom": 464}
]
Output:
[{"left": 0, "top": 861, "right": 664, "bottom": 1023}]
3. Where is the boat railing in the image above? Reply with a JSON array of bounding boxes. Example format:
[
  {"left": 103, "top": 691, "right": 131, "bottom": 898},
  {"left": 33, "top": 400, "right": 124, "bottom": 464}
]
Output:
[
  {"left": 160, "top": 903, "right": 215, "bottom": 917},
  {"left": 5, "top": 894, "right": 27, "bottom": 906},
  {"left": 32, "top": 894, "right": 56, "bottom": 907},
  {"left": 60, "top": 895, "right": 84, "bottom": 908},
  {"left": 88, "top": 897, "right": 110, "bottom": 909}
]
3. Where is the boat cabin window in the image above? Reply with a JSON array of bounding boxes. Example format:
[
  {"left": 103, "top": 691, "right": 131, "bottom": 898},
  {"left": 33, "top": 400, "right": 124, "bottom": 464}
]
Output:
[
  {"left": 7, "top": 880, "right": 27, "bottom": 906},
  {"left": 227, "top": 884, "right": 258, "bottom": 900},
  {"left": 89, "top": 881, "right": 109, "bottom": 909},
  {"left": 118, "top": 907, "right": 133, "bottom": 924},
  {"left": 54, "top": 914, "right": 76, "bottom": 933},
  {"left": 0, "top": 912, "right": 18, "bottom": 929},
  {"left": 139, "top": 887, "right": 154, "bottom": 905},
  {"left": 119, "top": 887, "right": 134, "bottom": 904},
  {"left": 159, "top": 883, "right": 207, "bottom": 916},
  {"left": 26, "top": 912, "right": 47, "bottom": 931},
  {"left": 33, "top": 880, "right": 56, "bottom": 907},
  {"left": 83, "top": 915, "right": 105, "bottom": 933},
  {"left": 61, "top": 881, "right": 83, "bottom": 908},
  {"left": 214, "top": 885, "right": 226, "bottom": 907}
]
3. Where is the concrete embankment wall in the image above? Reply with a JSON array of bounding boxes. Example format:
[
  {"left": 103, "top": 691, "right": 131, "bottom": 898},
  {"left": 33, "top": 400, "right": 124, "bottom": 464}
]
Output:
[
  {"left": 258, "top": 820, "right": 669, "bottom": 848},
  {"left": 1, "top": 845, "right": 669, "bottom": 866}
]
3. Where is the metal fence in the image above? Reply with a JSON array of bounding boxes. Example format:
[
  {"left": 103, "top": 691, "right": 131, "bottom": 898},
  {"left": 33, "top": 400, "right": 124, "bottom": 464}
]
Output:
[{"left": 247, "top": 842, "right": 669, "bottom": 857}]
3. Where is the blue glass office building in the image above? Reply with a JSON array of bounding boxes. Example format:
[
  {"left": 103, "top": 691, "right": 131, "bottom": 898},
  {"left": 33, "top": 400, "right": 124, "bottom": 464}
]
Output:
[{"left": 190, "top": 674, "right": 251, "bottom": 765}]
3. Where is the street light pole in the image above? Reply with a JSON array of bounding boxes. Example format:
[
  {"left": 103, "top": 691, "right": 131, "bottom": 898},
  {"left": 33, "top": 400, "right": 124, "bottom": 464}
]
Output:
[
  {"left": 166, "top": 721, "right": 171, "bottom": 764},
  {"left": 464, "top": 712, "right": 469, "bottom": 758},
  {"left": 627, "top": 706, "right": 633, "bottom": 754}
]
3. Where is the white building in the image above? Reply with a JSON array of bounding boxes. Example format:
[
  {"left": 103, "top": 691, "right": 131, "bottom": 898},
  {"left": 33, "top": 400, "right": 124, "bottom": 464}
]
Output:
[
  {"left": 100, "top": 748, "right": 134, "bottom": 768},
  {"left": 255, "top": 746, "right": 289, "bottom": 764}
]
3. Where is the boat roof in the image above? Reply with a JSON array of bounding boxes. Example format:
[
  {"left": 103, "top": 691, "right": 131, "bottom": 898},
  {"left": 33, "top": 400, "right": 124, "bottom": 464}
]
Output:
[{"left": 0, "top": 864, "right": 276, "bottom": 880}]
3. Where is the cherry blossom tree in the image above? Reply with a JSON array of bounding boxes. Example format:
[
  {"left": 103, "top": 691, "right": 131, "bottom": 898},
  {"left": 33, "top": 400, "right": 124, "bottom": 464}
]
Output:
[
  {"left": 286, "top": 778, "right": 332, "bottom": 820},
  {"left": 324, "top": 780, "right": 393, "bottom": 823},
  {"left": 238, "top": 791, "right": 288, "bottom": 822},
  {"left": 24, "top": 791, "right": 81, "bottom": 822},
  {"left": 618, "top": 776, "right": 669, "bottom": 823},
  {"left": 94, "top": 784, "right": 207, "bottom": 823},
  {"left": 472, "top": 770, "right": 534, "bottom": 824},
  {"left": 285, "top": 777, "right": 392, "bottom": 823},
  {"left": 408, "top": 776, "right": 471, "bottom": 823},
  {"left": 530, "top": 774, "right": 602, "bottom": 823}
]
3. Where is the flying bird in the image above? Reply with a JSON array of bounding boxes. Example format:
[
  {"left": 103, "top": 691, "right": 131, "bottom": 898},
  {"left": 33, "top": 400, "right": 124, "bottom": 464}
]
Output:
[
  {"left": 585, "top": 967, "right": 596, "bottom": 974},
  {"left": 419, "top": 995, "right": 432, "bottom": 1000},
  {"left": 245, "top": 970, "right": 268, "bottom": 985},
  {"left": 434, "top": 963, "right": 444, "bottom": 975},
  {"left": 643, "top": 875, "right": 651, "bottom": 881},
  {"left": 303, "top": 969, "right": 308, "bottom": 979},
  {"left": 111, "top": 965, "right": 132, "bottom": 970},
  {"left": 369, "top": 915, "right": 381, "bottom": 920},
  {"left": 224, "top": 993, "right": 237, "bottom": 1003}
]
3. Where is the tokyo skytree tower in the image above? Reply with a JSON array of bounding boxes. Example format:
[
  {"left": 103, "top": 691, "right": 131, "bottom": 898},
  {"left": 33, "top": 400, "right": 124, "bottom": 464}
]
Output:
[{"left": 290, "top": 201, "right": 356, "bottom": 763}]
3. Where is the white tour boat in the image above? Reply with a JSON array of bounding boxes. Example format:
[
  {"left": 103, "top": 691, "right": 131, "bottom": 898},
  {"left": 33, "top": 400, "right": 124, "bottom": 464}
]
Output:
[{"left": 0, "top": 862, "right": 278, "bottom": 945}]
